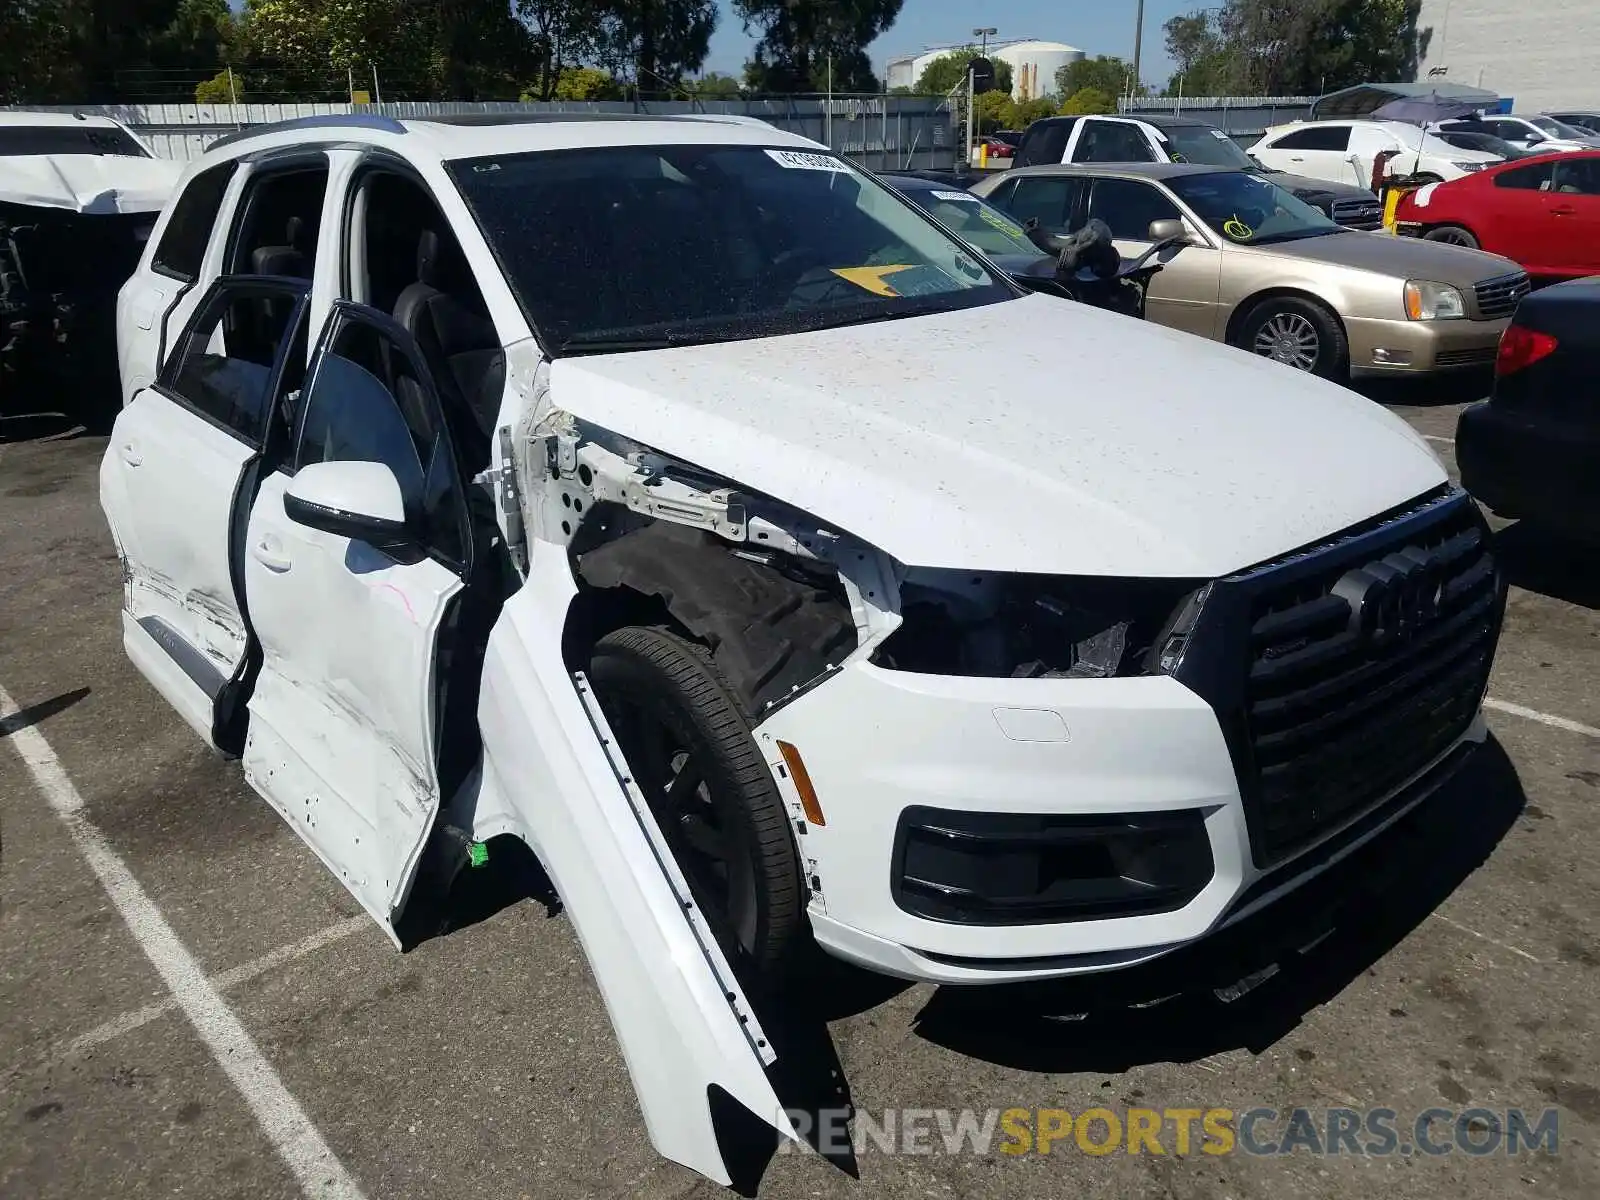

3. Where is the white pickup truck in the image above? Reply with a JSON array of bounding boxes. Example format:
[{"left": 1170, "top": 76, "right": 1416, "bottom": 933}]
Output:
[{"left": 104, "top": 111, "right": 1505, "bottom": 1186}]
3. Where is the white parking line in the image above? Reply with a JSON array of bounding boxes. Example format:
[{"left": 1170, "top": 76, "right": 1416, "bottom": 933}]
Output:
[
  {"left": 1426, "top": 911, "right": 1543, "bottom": 964},
  {"left": 1422, "top": 434, "right": 1455, "bottom": 445},
  {"left": 1484, "top": 697, "right": 1600, "bottom": 739},
  {"left": 58, "top": 916, "right": 369, "bottom": 1061},
  {"left": 0, "top": 684, "right": 367, "bottom": 1200}
]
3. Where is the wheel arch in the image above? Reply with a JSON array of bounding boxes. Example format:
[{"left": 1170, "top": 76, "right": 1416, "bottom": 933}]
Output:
[{"left": 1225, "top": 285, "right": 1349, "bottom": 348}]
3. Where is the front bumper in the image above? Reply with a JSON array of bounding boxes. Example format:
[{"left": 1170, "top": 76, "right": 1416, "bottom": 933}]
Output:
[
  {"left": 1346, "top": 314, "right": 1507, "bottom": 376},
  {"left": 756, "top": 665, "right": 1486, "bottom": 985}
]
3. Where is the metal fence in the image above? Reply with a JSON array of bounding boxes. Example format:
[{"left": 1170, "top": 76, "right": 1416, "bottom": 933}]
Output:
[
  {"left": 1122, "top": 95, "right": 1317, "bottom": 141},
  {"left": 5, "top": 97, "right": 958, "bottom": 172}
]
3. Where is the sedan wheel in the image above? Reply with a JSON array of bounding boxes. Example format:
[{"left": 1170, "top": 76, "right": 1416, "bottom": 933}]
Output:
[
  {"left": 1423, "top": 224, "right": 1481, "bottom": 250},
  {"left": 1253, "top": 311, "right": 1322, "bottom": 371}
]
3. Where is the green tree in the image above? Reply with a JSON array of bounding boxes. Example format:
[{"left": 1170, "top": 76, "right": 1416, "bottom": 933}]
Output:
[
  {"left": 972, "top": 88, "right": 1012, "bottom": 134},
  {"left": 588, "top": 0, "right": 718, "bottom": 96},
  {"left": 736, "top": 0, "right": 902, "bottom": 93},
  {"left": 689, "top": 70, "right": 742, "bottom": 96},
  {"left": 1055, "top": 55, "right": 1142, "bottom": 102},
  {"left": 1059, "top": 86, "right": 1116, "bottom": 115},
  {"left": 1011, "top": 96, "right": 1057, "bottom": 127},
  {"left": 194, "top": 68, "right": 243, "bottom": 102},
  {"left": 912, "top": 47, "right": 1012, "bottom": 97},
  {"left": 551, "top": 64, "right": 622, "bottom": 98}
]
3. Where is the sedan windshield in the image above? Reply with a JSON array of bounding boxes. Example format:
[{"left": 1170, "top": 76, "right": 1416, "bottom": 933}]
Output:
[
  {"left": 895, "top": 186, "right": 1048, "bottom": 261},
  {"left": 1166, "top": 171, "right": 1340, "bottom": 245},
  {"left": 446, "top": 144, "right": 1016, "bottom": 354},
  {"left": 1156, "top": 125, "right": 1258, "bottom": 169},
  {"left": 1531, "top": 116, "right": 1595, "bottom": 140}
]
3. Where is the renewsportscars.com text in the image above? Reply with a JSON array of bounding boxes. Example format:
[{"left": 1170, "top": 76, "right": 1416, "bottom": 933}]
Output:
[{"left": 776, "top": 1105, "right": 1561, "bottom": 1158}]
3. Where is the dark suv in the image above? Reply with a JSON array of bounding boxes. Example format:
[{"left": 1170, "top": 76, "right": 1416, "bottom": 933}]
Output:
[{"left": 1014, "top": 113, "right": 1385, "bottom": 230}]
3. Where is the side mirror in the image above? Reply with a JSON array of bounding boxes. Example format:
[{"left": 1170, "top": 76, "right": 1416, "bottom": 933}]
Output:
[
  {"left": 1524, "top": 132, "right": 1546, "bottom": 145},
  {"left": 283, "top": 460, "right": 415, "bottom": 550},
  {"left": 1147, "top": 218, "right": 1191, "bottom": 243}
]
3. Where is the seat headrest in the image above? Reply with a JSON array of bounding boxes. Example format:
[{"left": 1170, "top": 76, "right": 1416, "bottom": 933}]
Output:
[{"left": 285, "top": 215, "right": 305, "bottom": 249}]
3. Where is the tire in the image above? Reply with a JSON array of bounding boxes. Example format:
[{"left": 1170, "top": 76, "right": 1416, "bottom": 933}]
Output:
[
  {"left": 1423, "top": 224, "right": 1481, "bottom": 250},
  {"left": 589, "top": 625, "right": 804, "bottom": 975},
  {"left": 1234, "top": 296, "right": 1349, "bottom": 378}
]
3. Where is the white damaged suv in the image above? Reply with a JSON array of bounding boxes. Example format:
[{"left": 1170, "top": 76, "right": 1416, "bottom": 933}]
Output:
[{"left": 105, "top": 113, "right": 1504, "bottom": 1184}]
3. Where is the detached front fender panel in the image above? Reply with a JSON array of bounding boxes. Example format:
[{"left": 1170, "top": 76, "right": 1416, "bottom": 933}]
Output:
[{"left": 474, "top": 545, "right": 797, "bottom": 1185}]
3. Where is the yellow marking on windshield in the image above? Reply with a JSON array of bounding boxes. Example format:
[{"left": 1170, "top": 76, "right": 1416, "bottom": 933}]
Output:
[
  {"left": 1222, "top": 215, "right": 1255, "bottom": 240},
  {"left": 830, "top": 265, "right": 915, "bottom": 297}
]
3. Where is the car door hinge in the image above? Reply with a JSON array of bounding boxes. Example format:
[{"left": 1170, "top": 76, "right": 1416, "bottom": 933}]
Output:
[{"left": 490, "top": 425, "right": 527, "bottom": 574}]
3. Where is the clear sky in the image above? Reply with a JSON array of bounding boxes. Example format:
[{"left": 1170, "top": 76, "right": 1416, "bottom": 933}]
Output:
[{"left": 702, "top": 0, "right": 1198, "bottom": 89}]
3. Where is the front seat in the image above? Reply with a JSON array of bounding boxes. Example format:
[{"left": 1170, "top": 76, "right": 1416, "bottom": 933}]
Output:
[
  {"left": 251, "top": 215, "right": 310, "bottom": 278},
  {"left": 392, "top": 230, "right": 504, "bottom": 461}
]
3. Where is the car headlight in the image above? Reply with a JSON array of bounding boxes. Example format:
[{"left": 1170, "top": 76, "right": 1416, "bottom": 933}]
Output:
[
  {"left": 1405, "top": 279, "right": 1467, "bottom": 321},
  {"left": 1451, "top": 161, "right": 1487, "bottom": 173}
]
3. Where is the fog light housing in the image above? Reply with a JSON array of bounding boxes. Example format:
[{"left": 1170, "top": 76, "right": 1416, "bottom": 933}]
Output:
[
  {"left": 1371, "top": 347, "right": 1414, "bottom": 365},
  {"left": 892, "top": 805, "right": 1214, "bottom": 924}
]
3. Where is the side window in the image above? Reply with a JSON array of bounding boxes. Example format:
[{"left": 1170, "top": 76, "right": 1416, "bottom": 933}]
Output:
[
  {"left": 1496, "top": 162, "right": 1555, "bottom": 191},
  {"left": 978, "top": 177, "right": 1019, "bottom": 212},
  {"left": 1074, "top": 120, "right": 1156, "bottom": 163},
  {"left": 151, "top": 160, "right": 239, "bottom": 281},
  {"left": 161, "top": 280, "right": 307, "bottom": 445},
  {"left": 1086, "top": 178, "right": 1183, "bottom": 241},
  {"left": 229, "top": 163, "right": 330, "bottom": 279},
  {"left": 1552, "top": 159, "right": 1600, "bottom": 195},
  {"left": 1272, "top": 125, "right": 1351, "bottom": 151},
  {"left": 294, "top": 315, "right": 467, "bottom": 565},
  {"left": 1004, "top": 177, "right": 1082, "bottom": 232},
  {"left": 1017, "top": 120, "right": 1073, "bottom": 167}
]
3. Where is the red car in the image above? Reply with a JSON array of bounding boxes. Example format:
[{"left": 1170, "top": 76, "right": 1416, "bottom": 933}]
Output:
[{"left": 1394, "top": 150, "right": 1600, "bottom": 281}]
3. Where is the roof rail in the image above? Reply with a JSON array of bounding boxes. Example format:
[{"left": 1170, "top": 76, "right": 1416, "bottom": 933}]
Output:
[{"left": 207, "top": 113, "right": 407, "bottom": 152}]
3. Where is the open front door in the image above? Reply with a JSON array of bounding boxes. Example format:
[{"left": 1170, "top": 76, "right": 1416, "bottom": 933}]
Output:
[{"left": 240, "top": 303, "right": 472, "bottom": 935}]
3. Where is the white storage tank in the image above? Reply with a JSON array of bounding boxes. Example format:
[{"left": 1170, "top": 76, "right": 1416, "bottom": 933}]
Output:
[{"left": 994, "top": 40, "right": 1084, "bottom": 102}]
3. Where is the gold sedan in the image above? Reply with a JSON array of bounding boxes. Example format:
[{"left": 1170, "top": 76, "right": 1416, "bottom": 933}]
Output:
[{"left": 968, "top": 162, "right": 1530, "bottom": 379}]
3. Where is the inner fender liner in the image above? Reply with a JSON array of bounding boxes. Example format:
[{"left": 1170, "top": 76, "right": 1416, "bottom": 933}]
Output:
[{"left": 574, "top": 521, "right": 856, "bottom": 715}]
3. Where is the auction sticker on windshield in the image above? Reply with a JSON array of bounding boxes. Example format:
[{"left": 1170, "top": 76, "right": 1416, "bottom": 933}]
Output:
[
  {"left": 931, "top": 190, "right": 976, "bottom": 202},
  {"left": 830, "top": 264, "right": 959, "bottom": 297},
  {"left": 766, "top": 149, "right": 849, "bottom": 172}
]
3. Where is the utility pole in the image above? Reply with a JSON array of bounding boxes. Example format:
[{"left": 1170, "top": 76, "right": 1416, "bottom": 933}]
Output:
[{"left": 1131, "top": 0, "right": 1145, "bottom": 98}]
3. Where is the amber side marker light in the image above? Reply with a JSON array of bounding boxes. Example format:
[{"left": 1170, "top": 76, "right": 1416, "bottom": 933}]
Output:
[{"left": 776, "top": 740, "right": 826, "bottom": 827}]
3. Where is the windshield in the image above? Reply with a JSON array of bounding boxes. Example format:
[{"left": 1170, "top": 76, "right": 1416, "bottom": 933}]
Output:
[
  {"left": 1531, "top": 116, "right": 1592, "bottom": 139},
  {"left": 447, "top": 144, "right": 1016, "bottom": 354},
  {"left": 1166, "top": 171, "right": 1339, "bottom": 245},
  {"left": 895, "top": 187, "right": 1048, "bottom": 261},
  {"left": 1157, "top": 125, "right": 1257, "bottom": 169},
  {"left": 1438, "top": 131, "right": 1522, "bottom": 158},
  {"left": 0, "top": 126, "right": 149, "bottom": 157}
]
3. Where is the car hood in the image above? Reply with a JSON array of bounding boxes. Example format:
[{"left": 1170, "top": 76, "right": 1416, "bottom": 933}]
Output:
[
  {"left": 1241, "top": 229, "right": 1521, "bottom": 285},
  {"left": 0, "top": 154, "right": 183, "bottom": 214},
  {"left": 1255, "top": 169, "right": 1376, "bottom": 202},
  {"left": 547, "top": 296, "right": 1444, "bottom": 578}
]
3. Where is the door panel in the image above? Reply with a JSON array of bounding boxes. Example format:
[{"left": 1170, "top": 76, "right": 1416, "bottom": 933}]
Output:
[
  {"left": 242, "top": 469, "right": 461, "bottom": 929},
  {"left": 239, "top": 302, "right": 471, "bottom": 932},
  {"left": 100, "top": 278, "right": 310, "bottom": 748},
  {"left": 1084, "top": 177, "right": 1222, "bottom": 336},
  {"left": 102, "top": 388, "right": 255, "bottom": 742},
  {"left": 475, "top": 547, "right": 795, "bottom": 1185}
]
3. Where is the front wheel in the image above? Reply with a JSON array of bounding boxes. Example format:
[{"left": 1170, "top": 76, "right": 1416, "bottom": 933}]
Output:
[
  {"left": 1234, "top": 296, "right": 1349, "bottom": 378},
  {"left": 1423, "top": 224, "right": 1481, "bottom": 250},
  {"left": 589, "top": 626, "right": 804, "bottom": 976}
]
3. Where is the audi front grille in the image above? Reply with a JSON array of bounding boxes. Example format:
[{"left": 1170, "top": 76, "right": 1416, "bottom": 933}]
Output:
[{"left": 1173, "top": 486, "right": 1504, "bottom": 867}]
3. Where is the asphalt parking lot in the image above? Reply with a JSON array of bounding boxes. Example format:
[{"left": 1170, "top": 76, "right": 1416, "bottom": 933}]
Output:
[{"left": 3, "top": 385, "right": 1599, "bottom": 1200}]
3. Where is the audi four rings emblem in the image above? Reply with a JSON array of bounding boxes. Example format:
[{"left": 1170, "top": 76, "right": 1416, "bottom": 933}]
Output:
[{"left": 1332, "top": 548, "right": 1447, "bottom": 646}]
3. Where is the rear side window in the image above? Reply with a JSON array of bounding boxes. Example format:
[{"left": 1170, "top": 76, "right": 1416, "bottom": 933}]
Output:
[
  {"left": 1002, "top": 176, "right": 1084, "bottom": 232},
  {"left": 152, "top": 161, "right": 239, "bottom": 281},
  {"left": 1496, "top": 162, "right": 1555, "bottom": 191},
  {"left": 163, "top": 280, "right": 306, "bottom": 444},
  {"left": 1016, "top": 120, "right": 1074, "bottom": 167},
  {"left": 1072, "top": 120, "right": 1157, "bottom": 163},
  {"left": 1270, "top": 125, "right": 1351, "bottom": 151}
]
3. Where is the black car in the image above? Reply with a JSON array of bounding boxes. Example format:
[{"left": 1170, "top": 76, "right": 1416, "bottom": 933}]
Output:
[
  {"left": 1456, "top": 276, "right": 1600, "bottom": 543},
  {"left": 880, "top": 173, "right": 1057, "bottom": 283}
]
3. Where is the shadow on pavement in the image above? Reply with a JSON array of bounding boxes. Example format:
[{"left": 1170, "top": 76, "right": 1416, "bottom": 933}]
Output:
[
  {"left": 1353, "top": 368, "right": 1492, "bottom": 409},
  {"left": 1493, "top": 521, "right": 1600, "bottom": 611},
  {"left": 907, "top": 736, "right": 1525, "bottom": 1074},
  {"left": 0, "top": 686, "right": 92, "bottom": 738}
]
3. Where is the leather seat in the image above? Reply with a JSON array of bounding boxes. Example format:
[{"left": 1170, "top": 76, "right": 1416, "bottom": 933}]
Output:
[
  {"left": 392, "top": 231, "right": 504, "bottom": 459},
  {"left": 251, "top": 215, "right": 310, "bottom": 279}
]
